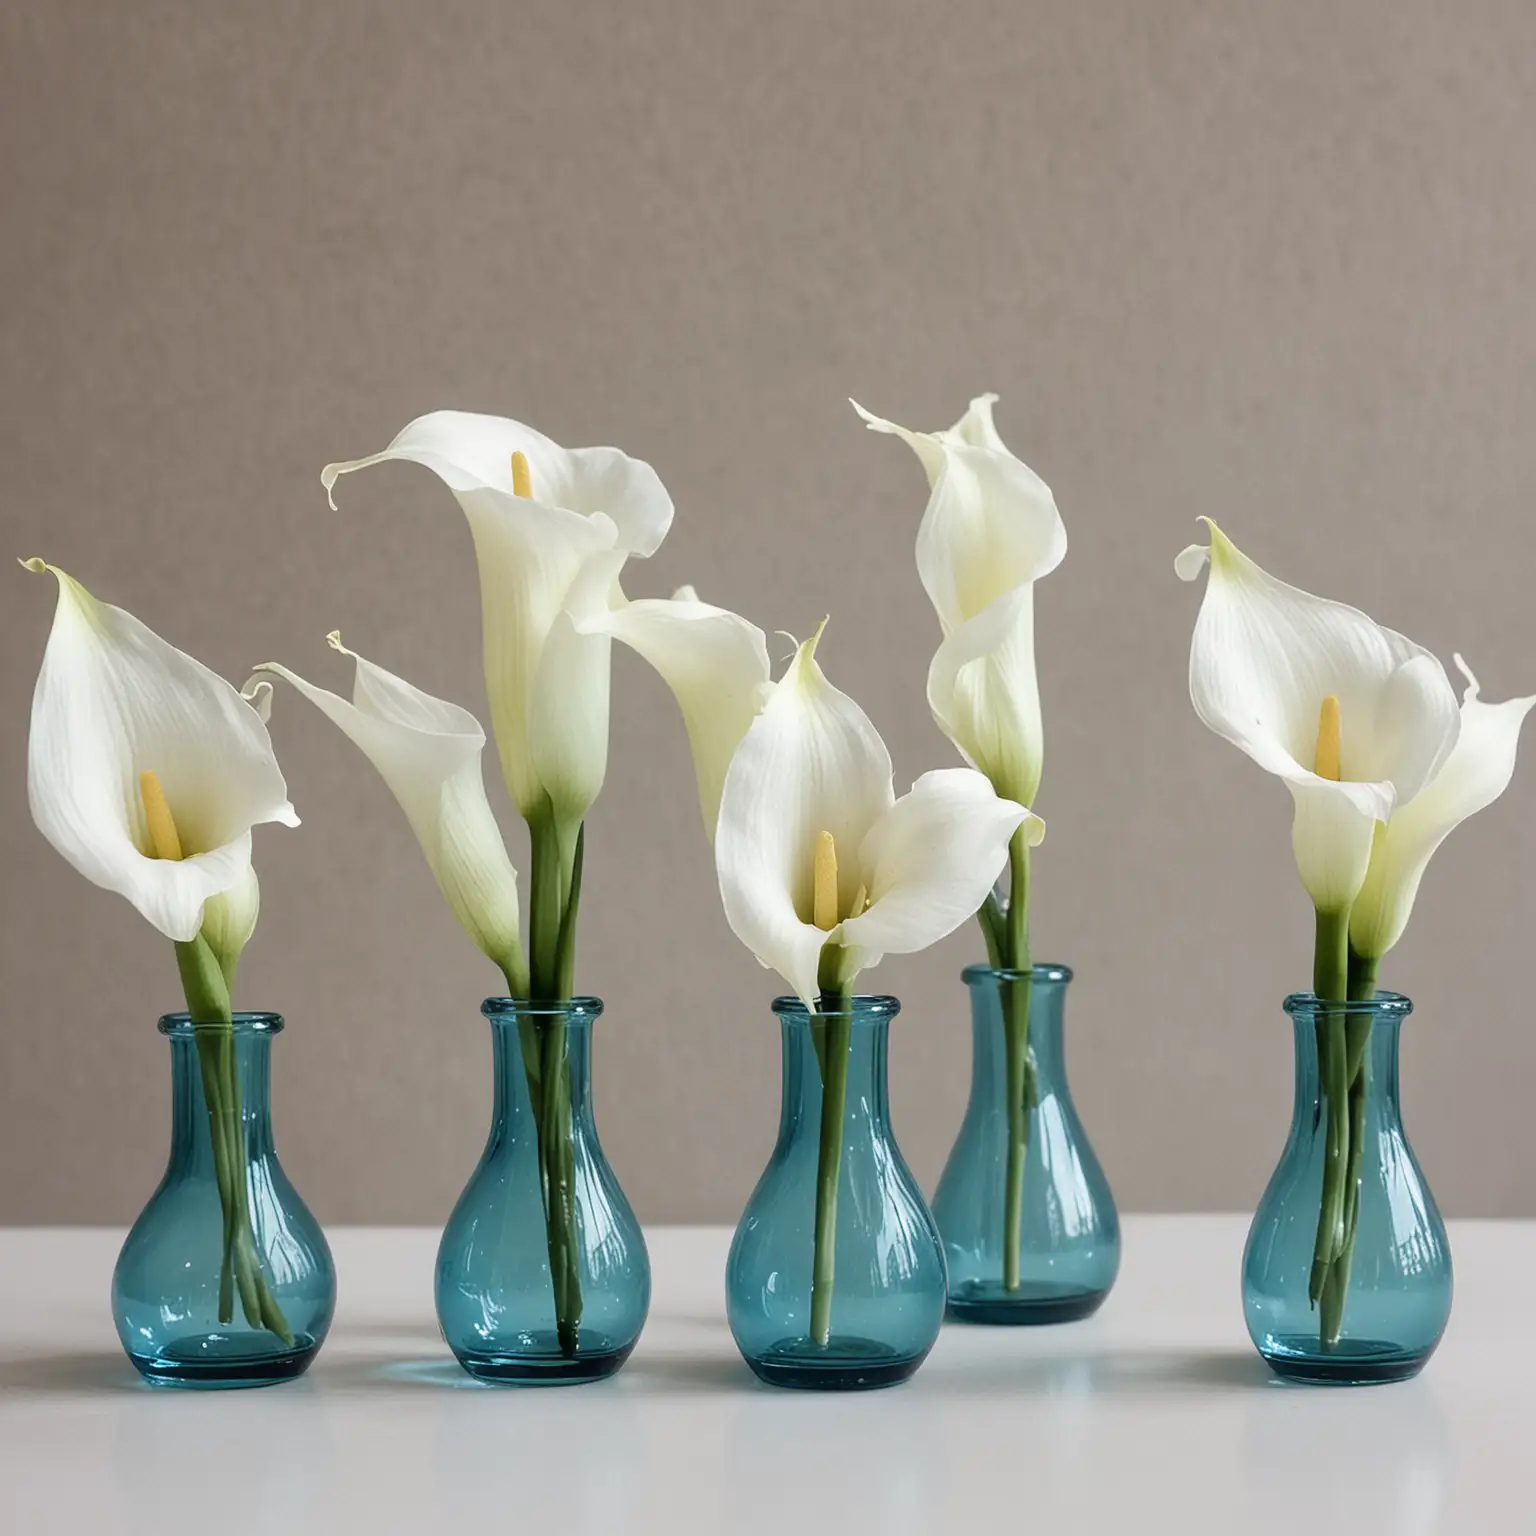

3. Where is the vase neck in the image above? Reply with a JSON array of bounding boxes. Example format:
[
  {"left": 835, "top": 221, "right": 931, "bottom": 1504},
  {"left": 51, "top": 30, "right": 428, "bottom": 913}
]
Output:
[
  {"left": 775, "top": 1000, "right": 896, "bottom": 1137},
  {"left": 964, "top": 967, "right": 1070, "bottom": 1096},
  {"left": 167, "top": 1025, "right": 276, "bottom": 1169},
  {"left": 1286, "top": 1001, "right": 1405, "bottom": 1124},
  {"left": 488, "top": 1010, "right": 596, "bottom": 1134}
]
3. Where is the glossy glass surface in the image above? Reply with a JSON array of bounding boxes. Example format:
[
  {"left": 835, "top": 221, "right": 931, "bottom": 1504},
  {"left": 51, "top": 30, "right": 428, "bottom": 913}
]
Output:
[
  {"left": 112, "top": 1013, "right": 335, "bottom": 1389},
  {"left": 436, "top": 998, "right": 650, "bottom": 1384},
  {"left": 1243, "top": 992, "right": 1451, "bottom": 1385},
  {"left": 726, "top": 996, "right": 947, "bottom": 1390},
  {"left": 933, "top": 965, "right": 1119, "bottom": 1323}
]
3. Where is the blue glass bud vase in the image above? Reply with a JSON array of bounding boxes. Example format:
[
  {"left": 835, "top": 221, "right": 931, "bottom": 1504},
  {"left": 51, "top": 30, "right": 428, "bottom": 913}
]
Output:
[
  {"left": 726, "top": 995, "right": 947, "bottom": 1390},
  {"left": 112, "top": 1013, "right": 335, "bottom": 1388},
  {"left": 1243, "top": 991, "right": 1451, "bottom": 1385},
  {"left": 933, "top": 965, "right": 1119, "bottom": 1323},
  {"left": 436, "top": 997, "right": 650, "bottom": 1384}
]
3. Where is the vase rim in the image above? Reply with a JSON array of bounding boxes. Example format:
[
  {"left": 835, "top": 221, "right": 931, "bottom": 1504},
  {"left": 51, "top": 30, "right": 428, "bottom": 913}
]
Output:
[
  {"left": 158, "top": 1011, "right": 284, "bottom": 1036},
  {"left": 1283, "top": 989, "right": 1413, "bottom": 1019},
  {"left": 481, "top": 996, "right": 605, "bottom": 1021},
  {"left": 962, "top": 962, "right": 1072, "bottom": 984},
  {"left": 772, "top": 993, "right": 900, "bottom": 1021}
]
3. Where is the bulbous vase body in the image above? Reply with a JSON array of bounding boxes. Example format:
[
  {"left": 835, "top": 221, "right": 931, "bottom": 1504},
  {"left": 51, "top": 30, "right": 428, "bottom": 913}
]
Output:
[
  {"left": 1243, "top": 992, "right": 1451, "bottom": 1385},
  {"left": 436, "top": 997, "right": 650, "bottom": 1385},
  {"left": 933, "top": 965, "right": 1119, "bottom": 1323},
  {"left": 726, "top": 996, "right": 947, "bottom": 1390},
  {"left": 112, "top": 1013, "right": 335, "bottom": 1389}
]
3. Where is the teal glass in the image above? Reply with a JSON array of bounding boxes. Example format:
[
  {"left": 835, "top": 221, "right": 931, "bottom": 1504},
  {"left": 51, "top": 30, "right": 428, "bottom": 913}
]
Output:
[
  {"left": 1243, "top": 992, "right": 1452, "bottom": 1385},
  {"left": 112, "top": 1013, "right": 334, "bottom": 1389},
  {"left": 726, "top": 995, "right": 947, "bottom": 1390},
  {"left": 933, "top": 965, "right": 1119, "bottom": 1323},
  {"left": 436, "top": 997, "right": 650, "bottom": 1385}
]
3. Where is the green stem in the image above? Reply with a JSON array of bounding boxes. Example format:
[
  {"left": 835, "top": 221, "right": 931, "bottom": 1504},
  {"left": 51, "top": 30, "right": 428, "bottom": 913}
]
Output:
[
  {"left": 1000, "top": 833, "right": 1033, "bottom": 1293},
  {"left": 1320, "top": 950, "right": 1381, "bottom": 1347},
  {"left": 527, "top": 800, "right": 566, "bottom": 1000},
  {"left": 538, "top": 1017, "right": 582, "bottom": 1356},
  {"left": 521, "top": 805, "right": 586, "bottom": 1356},
  {"left": 173, "top": 934, "right": 291, "bottom": 1345},
  {"left": 976, "top": 892, "right": 1005, "bottom": 970},
  {"left": 1308, "top": 908, "right": 1351, "bottom": 1313},
  {"left": 553, "top": 825, "right": 585, "bottom": 1002},
  {"left": 809, "top": 985, "right": 851, "bottom": 1348}
]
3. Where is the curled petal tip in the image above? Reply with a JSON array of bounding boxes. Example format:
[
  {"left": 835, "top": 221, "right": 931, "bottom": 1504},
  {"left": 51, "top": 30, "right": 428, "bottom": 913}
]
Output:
[
  {"left": 1174, "top": 543, "right": 1210, "bottom": 582},
  {"left": 1452, "top": 652, "right": 1481, "bottom": 700},
  {"left": 849, "top": 398, "right": 896, "bottom": 433},
  {"left": 318, "top": 462, "right": 348, "bottom": 511},
  {"left": 19, "top": 556, "right": 47, "bottom": 575},
  {"left": 326, "top": 629, "right": 352, "bottom": 656},
  {"left": 240, "top": 677, "right": 275, "bottom": 724}
]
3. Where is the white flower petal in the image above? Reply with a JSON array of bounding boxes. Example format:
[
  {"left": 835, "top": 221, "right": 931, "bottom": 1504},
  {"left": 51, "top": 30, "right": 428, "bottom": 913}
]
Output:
[
  {"left": 1287, "top": 778, "right": 1388, "bottom": 916},
  {"left": 853, "top": 397, "right": 1065, "bottom": 631},
  {"left": 24, "top": 562, "right": 295, "bottom": 942},
  {"left": 1180, "top": 521, "right": 1461, "bottom": 911},
  {"left": 324, "top": 417, "right": 628, "bottom": 816},
  {"left": 1182, "top": 520, "right": 1460, "bottom": 790},
  {"left": 527, "top": 546, "right": 628, "bottom": 823},
  {"left": 715, "top": 626, "right": 894, "bottom": 1008},
  {"left": 1351, "top": 658, "right": 1536, "bottom": 958},
  {"left": 927, "top": 585, "right": 1043, "bottom": 806},
  {"left": 850, "top": 399, "right": 949, "bottom": 484},
  {"left": 840, "top": 769, "right": 1031, "bottom": 961},
  {"left": 255, "top": 642, "right": 522, "bottom": 969},
  {"left": 915, "top": 443, "right": 1066, "bottom": 630},
  {"left": 321, "top": 409, "right": 673, "bottom": 556},
  {"left": 595, "top": 589, "right": 773, "bottom": 838},
  {"left": 943, "top": 393, "right": 1007, "bottom": 452}
]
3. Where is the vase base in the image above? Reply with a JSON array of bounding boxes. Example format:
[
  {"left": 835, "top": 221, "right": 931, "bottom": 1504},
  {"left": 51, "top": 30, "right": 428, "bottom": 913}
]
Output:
[
  {"left": 127, "top": 1331, "right": 322, "bottom": 1390},
  {"left": 946, "top": 1279, "right": 1110, "bottom": 1326},
  {"left": 452, "top": 1330, "right": 635, "bottom": 1386},
  {"left": 1258, "top": 1335, "right": 1434, "bottom": 1386},
  {"left": 742, "top": 1335, "right": 929, "bottom": 1391}
]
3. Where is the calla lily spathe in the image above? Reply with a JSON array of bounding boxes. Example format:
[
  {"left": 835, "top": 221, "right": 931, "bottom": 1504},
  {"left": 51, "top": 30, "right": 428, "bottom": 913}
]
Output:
[
  {"left": 853, "top": 394, "right": 1066, "bottom": 806},
  {"left": 715, "top": 624, "right": 1038, "bottom": 1010},
  {"left": 322, "top": 411, "right": 674, "bottom": 824},
  {"left": 255, "top": 635, "right": 527, "bottom": 992},
  {"left": 1349, "top": 657, "right": 1536, "bottom": 960},
  {"left": 1176, "top": 521, "right": 1462, "bottom": 915},
  {"left": 23, "top": 560, "right": 298, "bottom": 943},
  {"left": 577, "top": 583, "right": 773, "bottom": 838}
]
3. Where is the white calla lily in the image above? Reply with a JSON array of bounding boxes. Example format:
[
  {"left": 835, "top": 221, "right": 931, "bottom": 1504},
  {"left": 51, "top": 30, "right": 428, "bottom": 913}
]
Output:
[
  {"left": 23, "top": 560, "right": 298, "bottom": 943},
  {"left": 576, "top": 582, "right": 773, "bottom": 837},
  {"left": 1349, "top": 656, "right": 1536, "bottom": 960},
  {"left": 322, "top": 410, "right": 673, "bottom": 822},
  {"left": 255, "top": 635, "right": 527, "bottom": 993},
  {"left": 853, "top": 395, "right": 1065, "bottom": 805},
  {"left": 1176, "top": 520, "right": 1461, "bottom": 915},
  {"left": 715, "top": 623, "right": 1035, "bottom": 1009}
]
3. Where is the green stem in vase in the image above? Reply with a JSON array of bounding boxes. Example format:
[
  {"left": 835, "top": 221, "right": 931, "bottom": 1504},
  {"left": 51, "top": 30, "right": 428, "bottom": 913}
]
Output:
[
  {"left": 1319, "top": 951, "right": 1380, "bottom": 1346},
  {"left": 1000, "top": 834, "right": 1033, "bottom": 1294},
  {"left": 525, "top": 799, "right": 586, "bottom": 1358},
  {"left": 173, "top": 933, "right": 291, "bottom": 1344},
  {"left": 809, "top": 974, "right": 852, "bottom": 1349},
  {"left": 1308, "top": 905, "right": 1351, "bottom": 1320}
]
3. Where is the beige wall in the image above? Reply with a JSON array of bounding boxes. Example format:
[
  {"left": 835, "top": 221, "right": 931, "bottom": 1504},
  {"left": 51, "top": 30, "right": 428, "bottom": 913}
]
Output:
[{"left": 4, "top": 0, "right": 1535, "bottom": 1226}]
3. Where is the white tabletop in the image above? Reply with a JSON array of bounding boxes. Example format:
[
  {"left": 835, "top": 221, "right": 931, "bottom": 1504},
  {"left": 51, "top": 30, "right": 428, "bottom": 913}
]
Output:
[{"left": 0, "top": 1217, "right": 1523, "bottom": 1534}]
